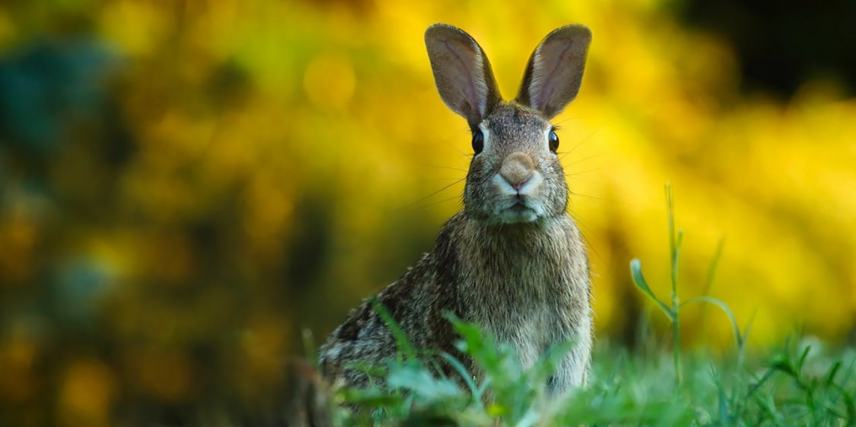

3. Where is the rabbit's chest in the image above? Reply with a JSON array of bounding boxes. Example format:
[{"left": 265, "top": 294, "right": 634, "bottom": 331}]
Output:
[
  {"left": 456, "top": 215, "right": 591, "bottom": 368},
  {"left": 470, "top": 274, "right": 577, "bottom": 367},
  {"left": 503, "top": 304, "right": 557, "bottom": 367}
]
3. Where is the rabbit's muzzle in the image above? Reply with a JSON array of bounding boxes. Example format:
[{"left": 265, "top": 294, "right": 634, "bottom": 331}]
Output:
[
  {"left": 490, "top": 151, "right": 546, "bottom": 223},
  {"left": 499, "top": 152, "right": 535, "bottom": 190}
]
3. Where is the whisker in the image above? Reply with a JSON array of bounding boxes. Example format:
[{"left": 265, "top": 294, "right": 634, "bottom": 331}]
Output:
[
  {"left": 412, "top": 194, "right": 464, "bottom": 210},
  {"left": 557, "top": 141, "right": 587, "bottom": 159},
  {"left": 558, "top": 129, "right": 601, "bottom": 160},
  {"left": 396, "top": 177, "right": 466, "bottom": 211},
  {"left": 564, "top": 154, "right": 602, "bottom": 166},
  {"left": 568, "top": 189, "right": 603, "bottom": 201},
  {"left": 413, "top": 163, "right": 468, "bottom": 173},
  {"left": 565, "top": 168, "right": 601, "bottom": 177}
]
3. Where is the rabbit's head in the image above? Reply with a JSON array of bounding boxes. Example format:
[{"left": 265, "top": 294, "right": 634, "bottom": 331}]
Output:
[{"left": 425, "top": 24, "right": 591, "bottom": 225}]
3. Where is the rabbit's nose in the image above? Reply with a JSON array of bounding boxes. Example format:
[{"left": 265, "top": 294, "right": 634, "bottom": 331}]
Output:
[{"left": 499, "top": 152, "right": 535, "bottom": 190}]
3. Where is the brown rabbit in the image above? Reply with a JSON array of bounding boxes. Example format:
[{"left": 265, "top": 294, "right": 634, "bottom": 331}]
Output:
[{"left": 319, "top": 23, "right": 593, "bottom": 394}]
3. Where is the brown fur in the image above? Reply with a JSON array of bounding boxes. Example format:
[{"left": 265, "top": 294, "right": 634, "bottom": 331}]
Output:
[{"left": 319, "top": 24, "right": 593, "bottom": 395}]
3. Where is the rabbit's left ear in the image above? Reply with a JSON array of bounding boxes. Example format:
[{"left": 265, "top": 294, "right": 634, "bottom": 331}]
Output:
[{"left": 517, "top": 25, "right": 591, "bottom": 119}]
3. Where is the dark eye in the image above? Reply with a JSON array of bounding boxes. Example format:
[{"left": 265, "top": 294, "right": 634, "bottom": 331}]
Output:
[
  {"left": 548, "top": 129, "right": 559, "bottom": 152},
  {"left": 471, "top": 129, "right": 484, "bottom": 154}
]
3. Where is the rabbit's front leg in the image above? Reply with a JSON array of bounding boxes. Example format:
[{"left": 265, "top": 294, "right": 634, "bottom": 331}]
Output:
[{"left": 547, "top": 321, "right": 592, "bottom": 395}]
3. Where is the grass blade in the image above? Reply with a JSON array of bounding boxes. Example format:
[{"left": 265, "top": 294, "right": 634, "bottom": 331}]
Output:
[
  {"left": 682, "top": 296, "right": 743, "bottom": 348},
  {"left": 630, "top": 259, "right": 674, "bottom": 321},
  {"left": 371, "top": 298, "right": 417, "bottom": 360}
]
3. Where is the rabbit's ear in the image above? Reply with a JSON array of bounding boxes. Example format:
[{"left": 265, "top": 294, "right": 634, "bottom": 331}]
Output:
[
  {"left": 425, "top": 24, "right": 501, "bottom": 127},
  {"left": 517, "top": 25, "right": 591, "bottom": 119}
]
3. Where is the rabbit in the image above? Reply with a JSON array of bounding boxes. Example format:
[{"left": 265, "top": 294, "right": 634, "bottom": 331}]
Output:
[{"left": 319, "top": 23, "right": 593, "bottom": 395}]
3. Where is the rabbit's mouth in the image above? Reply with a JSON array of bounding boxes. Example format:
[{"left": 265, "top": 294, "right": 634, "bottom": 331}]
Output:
[{"left": 495, "top": 199, "right": 541, "bottom": 224}]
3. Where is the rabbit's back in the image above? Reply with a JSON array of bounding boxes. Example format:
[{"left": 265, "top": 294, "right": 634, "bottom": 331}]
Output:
[{"left": 318, "top": 244, "right": 463, "bottom": 386}]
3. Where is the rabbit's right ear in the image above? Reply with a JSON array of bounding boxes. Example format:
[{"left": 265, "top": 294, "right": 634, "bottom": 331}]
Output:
[
  {"left": 517, "top": 25, "right": 591, "bottom": 119},
  {"left": 425, "top": 24, "right": 501, "bottom": 127}
]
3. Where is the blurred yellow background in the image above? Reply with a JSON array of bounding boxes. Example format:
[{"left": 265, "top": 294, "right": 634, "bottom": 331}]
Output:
[{"left": 1, "top": 0, "right": 855, "bottom": 425}]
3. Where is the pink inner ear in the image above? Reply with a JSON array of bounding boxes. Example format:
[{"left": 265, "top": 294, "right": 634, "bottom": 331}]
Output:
[
  {"left": 530, "top": 41, "right": 576, "bottom": 112},
  {"left": 441, "top": 38, "right": 483, "bottom": 116},
  {"left": 519, "top": 26, "right": 590, "bottom": 118},
  {"left": 425, "top": 24, "right": 502, "bottom": 123}
]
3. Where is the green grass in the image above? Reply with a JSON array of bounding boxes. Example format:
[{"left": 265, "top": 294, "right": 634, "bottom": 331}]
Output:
[
  {"left": 324, "top": 187, "right": 856, "bottom": 426},
  {"left": 332, "top": 328, "right": 856, "bottom": 426}
]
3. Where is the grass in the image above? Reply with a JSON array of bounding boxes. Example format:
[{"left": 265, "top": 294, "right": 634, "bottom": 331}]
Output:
[{"left": 319, "top": 186, "right": 856, "bottom": 426}]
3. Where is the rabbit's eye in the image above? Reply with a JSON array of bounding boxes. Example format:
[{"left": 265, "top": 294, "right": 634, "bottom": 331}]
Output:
[
  {"left": 472, "top": 129, "right": 484, "bottom": 154},
  {"left": 548, "top": 130, "right": 559, "bottom": 152}
]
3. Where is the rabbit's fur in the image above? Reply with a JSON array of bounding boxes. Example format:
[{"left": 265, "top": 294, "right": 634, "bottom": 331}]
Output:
[{"left": 319, "top": 23, "right": 593, "bottom": 394}]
